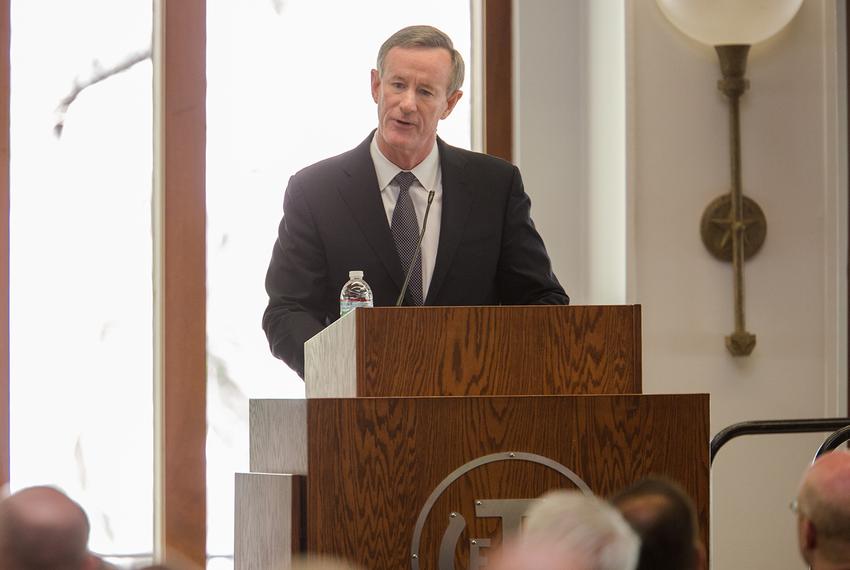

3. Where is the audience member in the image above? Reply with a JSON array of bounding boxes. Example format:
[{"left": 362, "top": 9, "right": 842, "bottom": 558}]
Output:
[
  {"left": 0, "top": 485, "right": 99, "bottom": 570},
  {"left": 490, "top": 534, "right": 603, "bottom": 570},
  {"left": 490, "top": 490, "right": 640, "bottom": 570},
  {"left": 795, "top": 450, "right": 850, "bottom": 569},
  {"left": 290, "top": 555, "right": 365, "bottom": 570},
  {"left": 610, "top": 476, "right": 705, "bottom": 570}
]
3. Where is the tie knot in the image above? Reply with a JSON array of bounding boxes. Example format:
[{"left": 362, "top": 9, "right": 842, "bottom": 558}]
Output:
[{"left": 394, "top": 171, "right": 417, "bottom": 192}]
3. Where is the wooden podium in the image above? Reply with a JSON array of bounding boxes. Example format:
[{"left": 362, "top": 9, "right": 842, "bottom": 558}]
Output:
[{"left": 235, "top": 306, "right": 709, "bottom": 570}]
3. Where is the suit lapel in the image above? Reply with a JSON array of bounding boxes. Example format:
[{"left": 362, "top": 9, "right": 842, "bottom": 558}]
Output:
[
  {"left": 426, "top": 138, "right": 474, "bottom": 304},
  {"left": 337, "top": 134, "right": 406, "bottom": 289}
]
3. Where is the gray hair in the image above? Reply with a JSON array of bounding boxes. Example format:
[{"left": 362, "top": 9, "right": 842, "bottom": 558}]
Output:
[
  {"left": 376, "top": 25, "right": 465, "bottom": 94},
  {"left": 523, "top": 490, "right": 641, "bottom": 570}
]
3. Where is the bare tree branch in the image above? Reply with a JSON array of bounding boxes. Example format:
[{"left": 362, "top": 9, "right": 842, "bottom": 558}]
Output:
[{"left": 54, "top": 48, "right": 151, "bottom": 138}]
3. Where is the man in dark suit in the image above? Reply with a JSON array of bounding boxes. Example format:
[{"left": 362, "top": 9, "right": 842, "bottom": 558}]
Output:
[{"left": 263, "top": 25, "right": 568, "bottom": 377}]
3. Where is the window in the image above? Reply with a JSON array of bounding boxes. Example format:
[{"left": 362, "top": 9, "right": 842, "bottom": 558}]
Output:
[
  {"left": 206, "top": 2, "right": 473, "bottom": 565},
  {"left": 9, "top": 0, "right": 154, "bottom": 563},
  {"left": 7, "top": 2, "right": 475, "bottom": 567}
]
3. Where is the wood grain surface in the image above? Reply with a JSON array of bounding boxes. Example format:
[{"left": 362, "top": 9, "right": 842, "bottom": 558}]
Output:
[
  {"left": 354, "top": 305, "right": 642, "bottom": 396},
  {"left": 156, "top": 0, "right": 207, "bottom": 565},
  {"left": 305, "top": 394, "right": 708, "bottom": 569},
  {"left": 484, "top": 0, "right": 513, "bottom": 162},
  {"left": 0, "top": 0, "right": 8, "bottom": 487}
]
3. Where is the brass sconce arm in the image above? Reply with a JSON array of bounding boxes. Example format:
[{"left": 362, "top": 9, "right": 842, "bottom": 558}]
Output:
[
  {"left": 700, "top": 45, "right": 766, "bottom": 356},
  {"left": 656, "top": 0, "right": 803, "bottom": 357}
]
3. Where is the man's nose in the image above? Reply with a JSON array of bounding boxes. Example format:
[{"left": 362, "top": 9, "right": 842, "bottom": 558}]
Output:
[{"left": 399, "top": 88, "right": 417, "bottom": 112}]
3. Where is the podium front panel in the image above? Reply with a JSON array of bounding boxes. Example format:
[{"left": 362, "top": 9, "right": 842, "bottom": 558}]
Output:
[{"left": 304, "top": 393, "right": 708, "bottom": 569}]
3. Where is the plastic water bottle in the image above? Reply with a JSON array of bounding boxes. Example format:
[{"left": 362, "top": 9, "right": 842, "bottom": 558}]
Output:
[{"left": 340, "top": 270, "right": 374, "bottom": 317}]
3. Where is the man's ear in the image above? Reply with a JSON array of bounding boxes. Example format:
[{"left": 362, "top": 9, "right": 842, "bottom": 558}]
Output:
[
  {"left": 797, "top": 515, "right": 818, "bottom": 567},
  {"left": 371, "top": 69, "right": 381, "bottom": 104},
  {"left": 694, "top": 540, "right": 708, "bottom": 570},
  {"left": 441, "top": 90, "right": 463, "bottom": 120},
  {"left": 802, "top": 517, "right": 818, "bottom": 551}
]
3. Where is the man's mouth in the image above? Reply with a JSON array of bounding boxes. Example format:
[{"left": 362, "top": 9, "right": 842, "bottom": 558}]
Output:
[{"left": 393, "top": 118, "right": 416, "bottom": 128}]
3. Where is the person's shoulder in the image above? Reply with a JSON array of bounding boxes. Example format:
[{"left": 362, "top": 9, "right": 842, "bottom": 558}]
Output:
[
  {"left": 292, "top": 135, "right": 372, "bottom": 182},
  {"left": 438, "top": 138, "right": 518, "bottom": 175}
]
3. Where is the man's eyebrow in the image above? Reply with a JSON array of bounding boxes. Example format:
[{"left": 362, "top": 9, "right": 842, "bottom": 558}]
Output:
[{"left": 385, "top": 74, "right": 444, "bottom": 93}]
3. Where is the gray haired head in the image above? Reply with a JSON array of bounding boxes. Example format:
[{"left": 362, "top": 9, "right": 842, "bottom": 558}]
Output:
[
  {"left": 522, "top": 490, "right": 641, "bottom": 570},
  {"left": 376, "top": 25, "right": 465, "bottom": 94}
]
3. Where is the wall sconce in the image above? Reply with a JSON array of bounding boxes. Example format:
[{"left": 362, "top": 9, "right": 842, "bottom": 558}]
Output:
[{"left": 656, "top": 0, "right": 804, "bottom": 356}]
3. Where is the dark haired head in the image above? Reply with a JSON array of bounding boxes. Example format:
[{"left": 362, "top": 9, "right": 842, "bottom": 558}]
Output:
[{"left": 611, "top": 477, "right": 702, "bottom": 570}]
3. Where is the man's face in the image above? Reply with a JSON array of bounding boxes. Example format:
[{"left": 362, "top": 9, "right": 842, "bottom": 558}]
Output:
[{"left": 371, "top": 46, "right": 463, "bottom": 169}]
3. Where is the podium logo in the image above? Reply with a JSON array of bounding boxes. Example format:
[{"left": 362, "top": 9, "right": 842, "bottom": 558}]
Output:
[{"left": 410, "top": 452, "right": 590, "bottom": 570}]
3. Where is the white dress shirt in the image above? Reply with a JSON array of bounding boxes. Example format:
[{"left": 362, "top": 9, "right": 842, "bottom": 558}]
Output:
[{"left": 370, "top": 135, "right": 443, "bottom": 300}]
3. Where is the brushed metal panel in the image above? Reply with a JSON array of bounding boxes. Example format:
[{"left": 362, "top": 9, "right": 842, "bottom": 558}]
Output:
[
  {"left": 234, "top": 472, "right": 301, "bottom": 570},
  {"left": 305, "top": 309, "right": 357, "bottom": 398},
  {"left": 250, "top": 399, "right": 307, "bottom": 474}
]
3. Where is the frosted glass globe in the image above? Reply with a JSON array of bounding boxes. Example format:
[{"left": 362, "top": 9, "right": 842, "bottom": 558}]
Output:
[{"left": 657, "top": 0, "right": 804, "bottom": 46}]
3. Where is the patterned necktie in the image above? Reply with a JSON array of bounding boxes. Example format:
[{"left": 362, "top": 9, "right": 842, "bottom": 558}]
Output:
[{"left": 390, "top": 171, "right": 423, "bottom": 306}]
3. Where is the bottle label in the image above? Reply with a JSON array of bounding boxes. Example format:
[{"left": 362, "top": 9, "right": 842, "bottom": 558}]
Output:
[{"left": 340, "top": 300, "right": 372, "bottom": 317}]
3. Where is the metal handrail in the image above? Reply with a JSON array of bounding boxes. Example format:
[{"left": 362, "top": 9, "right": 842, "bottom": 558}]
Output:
[
  {"left": 814, "top": 424, "right": 850, "bottom": 459},
  {"left": 710, "top": 418, "right": 850, "bottom": 465}
]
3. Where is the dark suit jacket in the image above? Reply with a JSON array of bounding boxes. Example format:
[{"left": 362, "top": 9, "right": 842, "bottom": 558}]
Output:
[{"left": 263, "top": 133, "right": 568, "bottom": 377}]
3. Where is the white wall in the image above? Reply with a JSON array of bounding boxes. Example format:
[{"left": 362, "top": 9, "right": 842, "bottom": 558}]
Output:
[
  {"left": 514, "top": 0, "right": 627, "bottom": 306},
  {"left": 514, "top": 1, "right": 589, "bottom": 302},
  {"left": 515, "top": 0, "right": 847, "bottom": 568}
]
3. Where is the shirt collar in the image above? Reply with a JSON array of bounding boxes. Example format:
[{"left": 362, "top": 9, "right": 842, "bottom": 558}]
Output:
[{"left": 370, "top": 134, "right": 440, "bottom": 193}]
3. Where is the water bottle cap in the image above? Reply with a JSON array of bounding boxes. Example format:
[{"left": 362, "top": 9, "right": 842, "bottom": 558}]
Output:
[{"left": 349, "top": 270, "right": 364, "bottom": 279}]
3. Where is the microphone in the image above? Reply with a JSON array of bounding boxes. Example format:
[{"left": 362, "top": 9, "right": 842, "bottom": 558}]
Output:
[{"left": 395, "top": 189, "right": 436, "bottom": 306}]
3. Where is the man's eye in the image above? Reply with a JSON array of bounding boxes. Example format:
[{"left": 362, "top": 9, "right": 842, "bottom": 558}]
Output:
[
  {"left": 419, "top": 89, "right": 433, "bottom": 97},
  {"left": 392, "top": 82, "right": 405, "bottom": 89}
]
